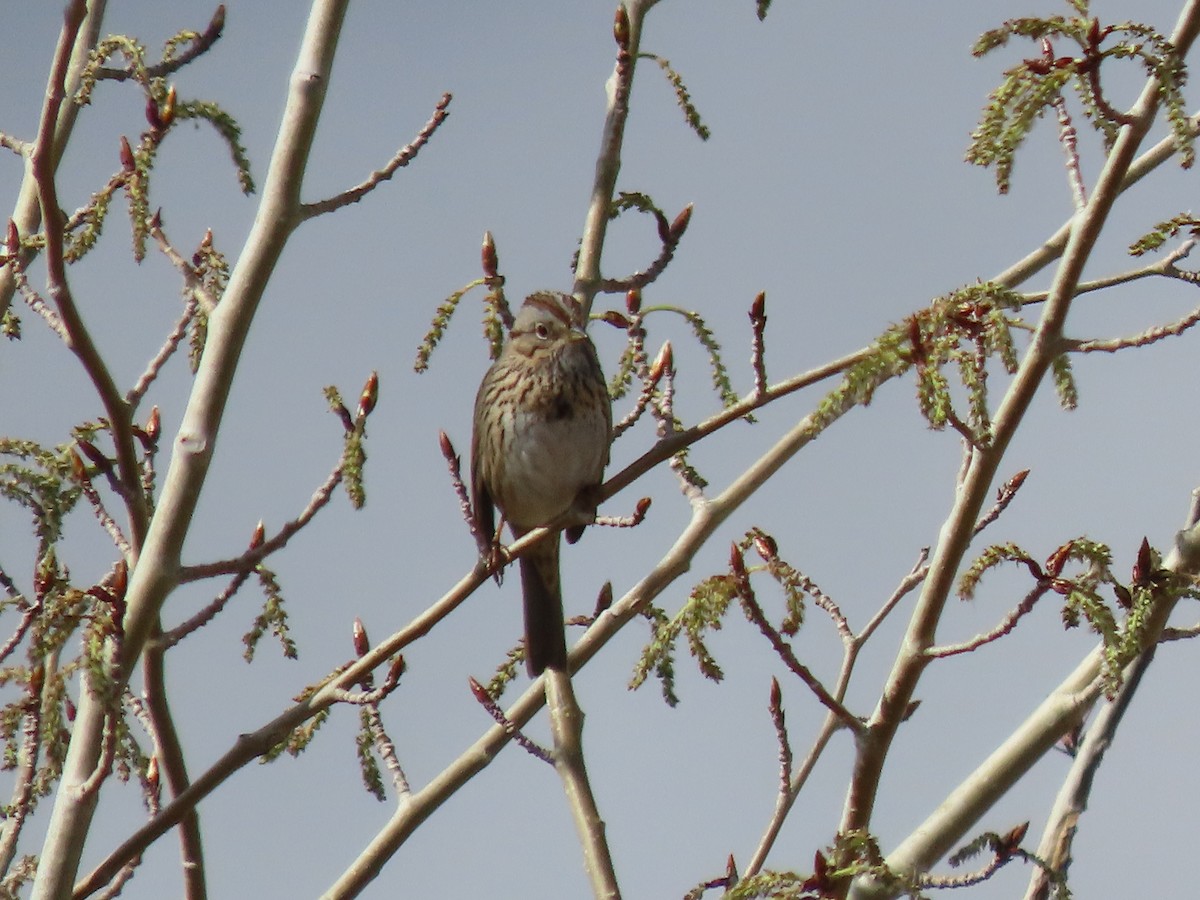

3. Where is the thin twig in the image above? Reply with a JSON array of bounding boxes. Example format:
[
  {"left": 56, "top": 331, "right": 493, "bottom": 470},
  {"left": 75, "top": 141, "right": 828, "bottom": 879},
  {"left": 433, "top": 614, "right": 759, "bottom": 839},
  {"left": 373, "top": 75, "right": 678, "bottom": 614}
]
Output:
[
  {"left": 7, "top": 251, "right": 69, "bottom": 339},
  {"left": 468, "top": 676, "right": 551, "bottom": 763},
  {"left": 299, "top": 93, "right": 452, "bottom": 220},
  {"left": 0, "top": 603, "right": 38, "bottom": 668},
  {"left": 0, "top": 133, "right": 29, "bottom": 156},
  {"left": 1053, "top": 93, "right": 1087, "bottom": 210},
  {"left": 365, "top": 703, "right": 409, "bottom": 796},
  {"left": 126, "top": 295, "right": 199, "bottom": 407},
  {"left": 1068, "top": 300, "right": 1200, "bottom": 353},
  {"left": 0, "top": 692, "right": 43, "bottom": 876},
  {"left": 179, "top": 463, "right": 343, "bottom": 582},
  {"left": 77, "top": 715, "right": 118, "bottom": 801},
  {"left": 93, "top": 5, "right": 226, "bottom": 83},
  {"left": 767, "top": 678, "right": 793, "bottom": 792},
  {"left": 149, "top": 218, "right": 219, "bottom": 314},
  {"left": 328, "top": 658, "right": 403, "bottom": 705},
  {"left": 438, "top": 430, "right": 487, "bottom": 555},
  {"left": 596, "top": 203, "right": 692, "bottom": 293},
  {"left": 927, "top": 584, "right": 1052, "bottom": 658},
  {"left": 157, "top": 570, "right": 252, "bottom": 648},
  {"left": 610, "top": 338, "right": 664, "bottom": 440},
  {"left": 77, "top": 476, "right": 133, "bottom": 561},
  {"left": 973, "top": 470, "right": 1030, "bottom": 538},
  {"left": 749, "top": 291, "right": 768, "bottom": 397},
  {"left": 856, "top": 549, "right": 929, "bottom": 647},
  {"left": 733, "top": 551, "right": 863, "bottom": 734}
]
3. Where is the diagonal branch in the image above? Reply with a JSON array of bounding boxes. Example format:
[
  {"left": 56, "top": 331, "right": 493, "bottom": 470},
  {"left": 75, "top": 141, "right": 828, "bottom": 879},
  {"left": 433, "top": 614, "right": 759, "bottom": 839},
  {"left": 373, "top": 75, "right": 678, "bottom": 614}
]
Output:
[{"left": 298, "top": 93, "right": 451, "bottom": 220}]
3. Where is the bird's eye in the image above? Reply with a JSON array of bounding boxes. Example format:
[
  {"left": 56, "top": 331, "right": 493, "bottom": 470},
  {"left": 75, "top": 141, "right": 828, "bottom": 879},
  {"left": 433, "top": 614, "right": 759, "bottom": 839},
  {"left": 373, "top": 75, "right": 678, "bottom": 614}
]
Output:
[{"left": 534, "top": 322, "right": 551, "bottom": 340}]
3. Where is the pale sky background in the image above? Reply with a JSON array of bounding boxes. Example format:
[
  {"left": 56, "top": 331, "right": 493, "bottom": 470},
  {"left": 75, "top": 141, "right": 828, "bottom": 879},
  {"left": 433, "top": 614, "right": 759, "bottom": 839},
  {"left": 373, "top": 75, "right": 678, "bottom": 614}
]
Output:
[{"left": 4, "top": 1, "right": 1200, "bottom": 898}]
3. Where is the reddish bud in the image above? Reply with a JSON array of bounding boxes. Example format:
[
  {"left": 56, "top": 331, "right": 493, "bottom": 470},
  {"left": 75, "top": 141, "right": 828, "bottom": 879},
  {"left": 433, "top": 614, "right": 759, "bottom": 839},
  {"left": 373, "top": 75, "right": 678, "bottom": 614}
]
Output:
[
  {"left": 752, "top": 531, "right": 777, "bottom": 561},
  {"left": 144, "top": 406, "right": 161, "bottom": 442},
  {"left": 64, "top": 696, "right": 76, "bottom": 722},
  {"left": 634, "top": 496, "right": 652, "bottom": 520},
  {"left": 201, "top": 228, "right": 213, "bottom": 250},
  {"left": 655, "top": 211, "right": 671, "bottom": 244},
  {"left": 1005, "top": 469, "right": 1030, "bottom": 496},
  {"left": 386, "top": 654, "right": 407, "bottom": 684},
  {"left": 769, "top": 676, "right": 781, "bottom": 709},
  {"left": 211, "top": 5, "right": 226, "bottom": 35},
  {"left": 160, "top": 85, "right": 177, "bottom": 128},
  {"left": 599, "top": 310, "right": 631, "bottom": 329},
  {"left": 1046, "top": 542, "right": 1072, "bottom": 578},
  {"left": 149, "top": 208, "right": 162, "bottom": 231},
  {"left": 6, "top": 219, "right": 18, "bottom": 255},
  {"left": 468, "top": 676, "right": 488, "bottom": 703},
  {"left": 145, "top": 95, "right": 163, "bottom": 131},
  {"left": 812, "top": 850, "right": 829, "bottom": 886},
  {"left": 593, "top": 581, "right": 614, "bottom": 617},
  {"left": 357, "top": 371, "right": 379, "bottom": 419},
  {"left": 119, "top": 136, "right": 135, "bottom": 172},
  {"left": 69, "top": 449, "right": 88, "bottom": 484},
  {"left": 481, "top": 231, "right": 498, "bottom": 277},
  {"left": 77, "top": 439, "right": 109, "bottom": 470},
  {"left": 87, "top": 585, "right": 116, "bottom": 606},
  {"left": 146, "top": 756, "right": 161, "bottom": 799},
  {"left": 613, "top": 4, "right": 630, "bottom": 48},
  {"left": 249, "top": 520, "right": 265, "bottom": 550},
  {"left": 1003, "top": 821, "right": 1029, "bottom": 852},
  {"left": 669, "top": 204, "right": 693, "bottom": 240},
  {"left": 649, "top": 341, "right": 673, "bottom": 383},
  {"left": 725, "top": 854, "right": 738, "bottom": 882},
  {"left": 112, "top": 559, "right": 128, "bottom": 599},
  {"left": 750, "top": 291, "right": 766, "bottom": 321},
  {"left": 625, "top": 288, "right": 641, "bottom": 315},
  {"left": 1133, "top": 536, "right": 1152, "bottom": 585},
  {"left": 353, "top": 617, "right": 370, "bottom": 656},
  {"left": 729, "top": 543, "right": 747, "bottom": 580},
  {"left": 438, "top": 429, "right": 456, "bottom": 461}
]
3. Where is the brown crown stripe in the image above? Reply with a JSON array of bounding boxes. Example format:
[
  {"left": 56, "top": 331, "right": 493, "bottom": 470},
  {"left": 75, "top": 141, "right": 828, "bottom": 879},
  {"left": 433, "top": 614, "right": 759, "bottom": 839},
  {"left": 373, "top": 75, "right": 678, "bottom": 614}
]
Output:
[{"left": 524, "top": 291, "right": 577, "bottom": 328}]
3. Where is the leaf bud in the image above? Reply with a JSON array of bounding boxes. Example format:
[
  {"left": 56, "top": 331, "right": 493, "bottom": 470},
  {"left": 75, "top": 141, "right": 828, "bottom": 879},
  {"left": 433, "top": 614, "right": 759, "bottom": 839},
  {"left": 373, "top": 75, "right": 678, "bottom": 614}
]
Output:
[
  {"left": 613, "top": 5, "right": 630, "bottom": 48},
  {"left": 357, "top": 371, "right": 379, "bottom": 418},
  {"left": 481, "top": 231, "right": 498, "bottom": 277},
  {"left": 750, "top": 291, "right": 766, "bottom": 321},
  {"left": 649, "top": 341, "right": 674, "bottom": 384},
  {"left": 669, "top": 203, "right": 693, "bottom": 240},
  {"left": 599, "top": 310, "right": 630, "bottom": 329},
  {"left": 160, "top": 85, "right": 177, "bottom": 128},
  {"left": 144, "top": 406, "right": 161, "bottom": 442},
  {"left": 119, "top": 135, "right": 135, "bottom": 172},
  {"left": 353, "top": 617, "right": 370, "bottom": 656}
]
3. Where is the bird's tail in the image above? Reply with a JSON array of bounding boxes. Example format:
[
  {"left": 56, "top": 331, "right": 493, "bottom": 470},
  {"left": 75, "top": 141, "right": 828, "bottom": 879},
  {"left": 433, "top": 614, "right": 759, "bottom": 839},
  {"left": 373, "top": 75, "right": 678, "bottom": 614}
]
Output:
[{"left": 519, "top": 537, "right": 567, "bottom": 676}]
